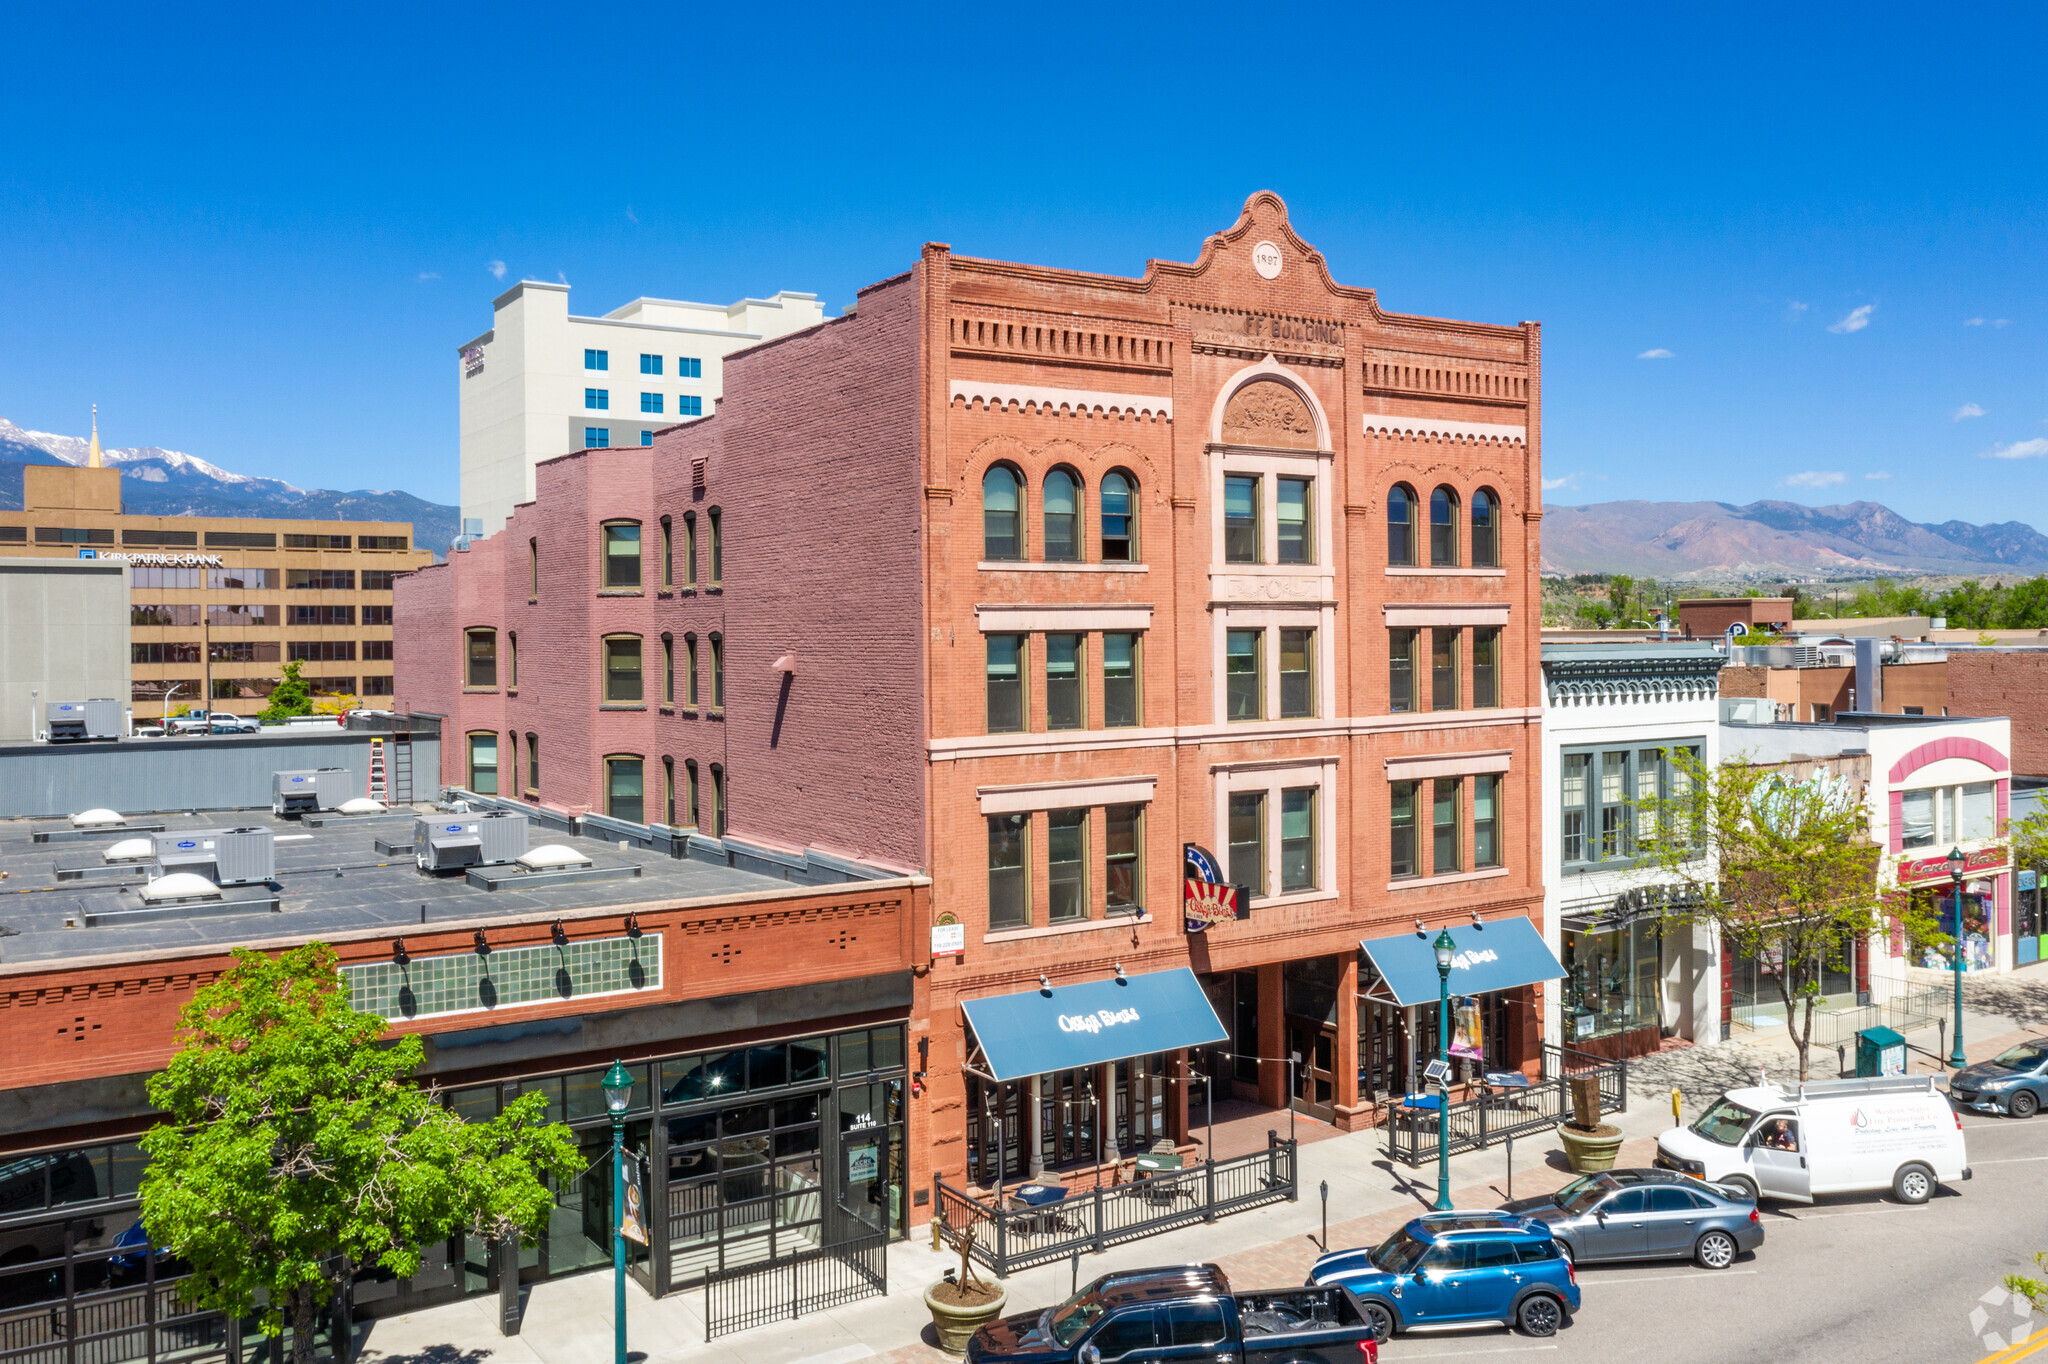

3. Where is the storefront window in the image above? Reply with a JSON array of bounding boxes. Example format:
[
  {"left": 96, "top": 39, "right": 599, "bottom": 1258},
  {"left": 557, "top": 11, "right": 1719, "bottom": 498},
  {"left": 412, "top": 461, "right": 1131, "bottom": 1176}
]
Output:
[
  {"left": 2020, "top": 869, "right": 2043, "bottom": 967},
  {"left": 1919, "top": 885, "right": 1994, "bottom": 972},
  {"left": 1562, "top": 918, "right": 1662, "bottom": 1041}
]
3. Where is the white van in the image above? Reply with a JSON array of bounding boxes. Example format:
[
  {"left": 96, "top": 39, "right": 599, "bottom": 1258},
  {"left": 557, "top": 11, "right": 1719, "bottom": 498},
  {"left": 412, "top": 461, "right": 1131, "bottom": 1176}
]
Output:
[{"left": 1655, "top": 1074, "right": 1969, "bottom": 1205}]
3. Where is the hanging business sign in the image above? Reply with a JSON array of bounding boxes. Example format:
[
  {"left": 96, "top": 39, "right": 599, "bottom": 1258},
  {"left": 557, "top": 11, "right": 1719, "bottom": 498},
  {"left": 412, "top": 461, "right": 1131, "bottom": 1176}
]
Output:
[
  {"left": 1897, "top": 846, "right": 2009, "bottom": 886},
  {"left": 931, "top": 913, "right": 965, "bottom": 958},
  {"left": 1183, "top": 843, "right": 1250, "bottom": 933},
  {"left": 618, "top": 1177, "right": 648, "bottom": 1246}
]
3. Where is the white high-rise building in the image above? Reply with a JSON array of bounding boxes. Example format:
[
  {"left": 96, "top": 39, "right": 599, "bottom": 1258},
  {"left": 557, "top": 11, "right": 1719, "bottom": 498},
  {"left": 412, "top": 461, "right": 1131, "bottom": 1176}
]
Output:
[{"left": 457, "top": 281, "right": 827, "bottom": 536}]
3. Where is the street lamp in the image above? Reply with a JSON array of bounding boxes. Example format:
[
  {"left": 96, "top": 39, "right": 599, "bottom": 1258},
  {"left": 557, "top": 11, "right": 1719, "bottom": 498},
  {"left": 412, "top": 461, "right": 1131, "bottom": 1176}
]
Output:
[
  {"left": 1946, "top": 847, "right": 1968, "bottom": 1068},
  {"left": 600, "top": 1061, "right": 634, "bottom": 1364},
  {"left": 1433, "top": 929, "right": 1457, "bottom": 1212}
]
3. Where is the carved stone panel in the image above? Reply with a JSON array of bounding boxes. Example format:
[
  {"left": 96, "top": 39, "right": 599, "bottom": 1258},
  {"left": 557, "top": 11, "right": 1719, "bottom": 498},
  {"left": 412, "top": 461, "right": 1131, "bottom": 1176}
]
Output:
[{"left": 1221, "top": 380, "right": 1318, "bottom": 449}]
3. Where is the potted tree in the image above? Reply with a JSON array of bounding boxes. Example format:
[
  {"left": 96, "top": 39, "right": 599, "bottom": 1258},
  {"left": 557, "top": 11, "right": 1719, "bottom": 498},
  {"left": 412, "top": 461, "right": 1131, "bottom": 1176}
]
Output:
[
  {"left": 1555, "top": 1073, "right": 1624, "bottom": 1172},
  {"left": 925, "top": 1228, "right": 1007, "bottom": 1355}
]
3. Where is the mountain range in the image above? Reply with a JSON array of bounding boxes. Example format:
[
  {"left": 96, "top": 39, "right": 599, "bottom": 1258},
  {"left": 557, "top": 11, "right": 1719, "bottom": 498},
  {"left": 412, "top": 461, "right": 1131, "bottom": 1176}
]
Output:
[
  {"left": 0, "top": 418, "right": 457, "bottom": 556},
  {"left": 1541, "top": 499, "right": 2048, "bottom": 580}
]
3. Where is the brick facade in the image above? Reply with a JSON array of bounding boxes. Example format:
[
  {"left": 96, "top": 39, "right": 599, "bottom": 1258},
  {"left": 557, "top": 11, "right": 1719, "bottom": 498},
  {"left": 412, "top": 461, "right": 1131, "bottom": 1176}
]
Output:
[
  {"left": 1948, "top": 651, "right": 2048, "bottom": 775},
  {"left": 399, "top": 190, "right": 1548, "bottom": 1195}
]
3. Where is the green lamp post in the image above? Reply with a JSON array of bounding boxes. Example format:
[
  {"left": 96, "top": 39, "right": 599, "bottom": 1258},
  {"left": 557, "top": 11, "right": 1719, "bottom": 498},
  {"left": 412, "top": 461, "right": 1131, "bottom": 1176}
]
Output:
[
  {"left": 1946, "top": 847, "right": 1968, "bottom": 1068},
  {"left": 601, "top": 1061, "right": 635, "bottom": 1364},
  {"left": 1433, "top": 928, "right": 1457, "bottom": 1212}
]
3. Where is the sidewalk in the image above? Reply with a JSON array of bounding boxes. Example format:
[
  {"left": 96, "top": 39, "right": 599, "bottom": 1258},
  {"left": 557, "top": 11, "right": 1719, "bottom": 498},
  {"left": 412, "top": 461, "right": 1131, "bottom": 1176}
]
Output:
[{"left": 358, "top": 971, "right": 2048, "bottom": 1364}]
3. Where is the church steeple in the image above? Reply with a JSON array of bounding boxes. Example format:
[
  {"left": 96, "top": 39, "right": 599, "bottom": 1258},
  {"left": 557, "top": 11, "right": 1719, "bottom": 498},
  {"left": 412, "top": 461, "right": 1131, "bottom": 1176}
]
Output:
[{"left": 86, "top": 405, "right": 102, "bottom": 469}]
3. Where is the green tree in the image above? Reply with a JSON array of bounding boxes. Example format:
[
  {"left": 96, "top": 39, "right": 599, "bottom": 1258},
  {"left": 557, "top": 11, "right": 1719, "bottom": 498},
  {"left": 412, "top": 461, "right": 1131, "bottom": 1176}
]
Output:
[
  {"left": 1609, "top": 574, "right": 1637, "bottom": 625},
  {"left": 1935, "top": 579, "right": 2003, "bottom": 630},
  {"left": 1995, "top": 576, "right": 2048, "bottom": 630},
  {"left": 1640, "top": 756, "right": 1939, "bottom": 1083},
  {"left": 141, "top": 945, "right": 580, "bottom": 1364},
  {"left": 259, "top": 660, "right": 315, "bottom": 723},
  {"left": 2007, "top": 1253, "right": 2048, "bottom": 1313}
]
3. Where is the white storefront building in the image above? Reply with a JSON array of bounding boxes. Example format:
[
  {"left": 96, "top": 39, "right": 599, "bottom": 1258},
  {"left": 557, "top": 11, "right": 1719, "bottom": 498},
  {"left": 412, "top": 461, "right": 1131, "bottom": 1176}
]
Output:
[
  {"left": 1541, "top": 643, "right": 1726, "bottom": 1057},
  {"left": 457, "top": 282, "right": 826, "bottom": 536}
]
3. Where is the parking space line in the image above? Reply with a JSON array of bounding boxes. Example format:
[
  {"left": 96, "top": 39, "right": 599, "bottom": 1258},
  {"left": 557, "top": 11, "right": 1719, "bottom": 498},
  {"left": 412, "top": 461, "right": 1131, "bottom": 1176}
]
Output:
[
  {"left": 1387, "top": 1346, "right": 1559, "bottom": 1359},
  {"left": 1582, "top": 1269, "right": 1758, "bottom": 1285},
  {"left": 1971, "top": 1155, "right": 2048, "bottom": 1164},
  {"left": 1771, "top": 1205, "right": 1931, "bottom": 1220}
]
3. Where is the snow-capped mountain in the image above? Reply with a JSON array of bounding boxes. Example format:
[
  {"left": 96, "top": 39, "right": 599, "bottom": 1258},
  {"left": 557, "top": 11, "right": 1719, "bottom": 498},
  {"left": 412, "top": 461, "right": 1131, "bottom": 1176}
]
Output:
[{"left": 0, "top": 418, "right": 456, "bottom": 556}]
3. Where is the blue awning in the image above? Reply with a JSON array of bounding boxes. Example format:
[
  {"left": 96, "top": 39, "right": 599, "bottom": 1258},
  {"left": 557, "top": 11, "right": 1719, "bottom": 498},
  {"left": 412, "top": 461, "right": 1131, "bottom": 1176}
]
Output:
[
  {"left": 961, "top": 967, "right": 1227, "bottom": 1083},
  {"left": 1360, "top": 916, "right": 1565, "bottom": 1008}
]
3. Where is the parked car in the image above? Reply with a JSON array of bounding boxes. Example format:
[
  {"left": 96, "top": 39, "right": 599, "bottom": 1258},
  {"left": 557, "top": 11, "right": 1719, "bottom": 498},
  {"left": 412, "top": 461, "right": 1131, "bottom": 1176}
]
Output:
[
  {"left": 169, "top": 711, "right": 257, "bottom": 735},
  {"left": 1655, "top": 1074, "right": 1969, "bottom": 1205},
  {"left": 1950, "top": 1040, "right": 2048, "bottom": 1118},
  {"left": 1498, "top": 1168, "right": 1762, "bottom": 1268},
  {"left": 968, "top": 1263, "right": 1380, "bottom": 1364},
  {"left": 1307, "top": 1211, "right": 1578, "bottom": 1339}
]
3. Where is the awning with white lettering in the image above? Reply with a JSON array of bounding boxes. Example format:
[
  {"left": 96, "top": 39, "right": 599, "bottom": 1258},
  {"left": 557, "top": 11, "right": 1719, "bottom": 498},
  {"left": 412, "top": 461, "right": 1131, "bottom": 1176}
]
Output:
[
  {"left": 960, "top": 967, "right": 1227, "bottom": 1083},
  {"left": 1360, "top": 916, "right": 1565, "bottom": 1008}
]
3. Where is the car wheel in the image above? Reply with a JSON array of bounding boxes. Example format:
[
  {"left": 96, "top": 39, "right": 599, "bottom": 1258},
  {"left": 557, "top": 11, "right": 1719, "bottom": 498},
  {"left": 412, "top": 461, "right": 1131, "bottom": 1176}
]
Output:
[
  {"left": 1360, "top": 1299, "right": 1396, "bottom": 1340},
  {"left": 1721, "top": 1175, "right": 1760, "bottom": 1205},
  {"left": 2012, "top": 1091, "right": 2040, "bottom": 1119},
  {"left": 1893, "top": 1162, "right": 1934, "bottom": 1204},
  {"left": 1694, "top": 1230, "right": 1738, "bottom": 1270},
  {"left": 1516, "top": 1294, "right": 1563, "bottom": 1338}
]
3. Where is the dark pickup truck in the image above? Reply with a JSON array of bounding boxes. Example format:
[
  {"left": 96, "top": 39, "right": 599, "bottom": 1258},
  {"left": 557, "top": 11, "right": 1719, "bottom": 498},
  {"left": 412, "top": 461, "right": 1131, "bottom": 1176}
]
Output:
[{"left": 966, "top": 1264, "right": 1378, "bottom": 1364}]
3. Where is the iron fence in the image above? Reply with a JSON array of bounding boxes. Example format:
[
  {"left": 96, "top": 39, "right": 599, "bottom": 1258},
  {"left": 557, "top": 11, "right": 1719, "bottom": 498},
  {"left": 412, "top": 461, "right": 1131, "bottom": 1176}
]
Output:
[
  {"left": 1384, "top": 1045, "right": 1628, "bottom": 1169},
  {"left": 701, "top": 1209, "right": 888, "bottom": 1342},
  {"left": 934, "top": 1133, "right": 1297, "bottom": 1278},
  {"left": 1806, "top": 985, "right": 1947, "bottom": 1050}
]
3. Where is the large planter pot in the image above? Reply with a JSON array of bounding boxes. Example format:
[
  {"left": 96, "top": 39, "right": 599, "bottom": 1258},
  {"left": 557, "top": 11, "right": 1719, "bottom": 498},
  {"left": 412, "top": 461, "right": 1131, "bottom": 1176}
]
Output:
[
  {"left": 1556, "top": 1122, "right": 1625, "bottom": 1172},
  {"left": 926, "top": 1281, "right": 1008, "bottom": 1355}
]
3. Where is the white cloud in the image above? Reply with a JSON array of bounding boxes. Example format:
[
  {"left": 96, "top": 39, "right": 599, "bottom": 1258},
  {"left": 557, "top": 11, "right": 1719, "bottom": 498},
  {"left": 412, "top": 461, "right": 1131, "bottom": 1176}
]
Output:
[
  {"left": 1828, "top": 304, "right": 1875, "bottom": 334},
  {"left": 1953, "top": 403, "right": 1987, "bottom": 421},
  {"left": 1984, "top": 438, "right": 2048, "bottom": 461},
  {"left": 557, "top": 271, "right": 570, "bottom": 285},
  {"left": 1637, "top": 347, "right": 1674, "bottom": 359},
  {"left": 417, "top": 271, "right": 440, "bottom": 281},
  {"left": 1864, "top": 471, "right": 1891, "bottom": 480},
  {"left": 1543, "top": 473, "right": 1582, "bottom": 492},
  {"left": 625, "top": 205, "right": 639, "bottom": 224},
  {"left": 1786, "top": 300, "right": 1809, "bottom": 320},
  {"left": 487, "top": 260, "right": 507, "bottom": 280},
  {"left": 1964, "top": 317, "right": 2011, "bottom": 328},
  {"left": 1781, "top": 470, "right": 1847, "bottom": 489}
]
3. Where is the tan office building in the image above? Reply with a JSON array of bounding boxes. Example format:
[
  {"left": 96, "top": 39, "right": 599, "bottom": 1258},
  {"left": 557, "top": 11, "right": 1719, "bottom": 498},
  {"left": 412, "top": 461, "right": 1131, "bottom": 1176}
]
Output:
[{"left": 1, "top": 460, "right": 434, "bottom": 717}]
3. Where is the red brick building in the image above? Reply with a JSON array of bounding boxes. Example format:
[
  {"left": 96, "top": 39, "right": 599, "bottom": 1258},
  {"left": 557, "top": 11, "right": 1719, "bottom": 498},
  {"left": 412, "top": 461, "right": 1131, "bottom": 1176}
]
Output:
[{"left": 399, "top": 191, "right": 1551, "bottom": 1196}]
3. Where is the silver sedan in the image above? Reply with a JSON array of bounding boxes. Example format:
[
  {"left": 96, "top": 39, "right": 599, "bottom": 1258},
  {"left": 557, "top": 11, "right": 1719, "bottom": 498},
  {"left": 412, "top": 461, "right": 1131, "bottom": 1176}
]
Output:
[{"left": 1498, "top": 1169, "right": 1764, "bottom": 1269}]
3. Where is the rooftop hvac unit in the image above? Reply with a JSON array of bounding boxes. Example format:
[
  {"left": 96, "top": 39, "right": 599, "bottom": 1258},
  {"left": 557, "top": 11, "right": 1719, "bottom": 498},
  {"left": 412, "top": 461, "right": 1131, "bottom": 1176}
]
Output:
[
  {"left": 271, "top": 767, "right": 356, "bottom": 815},
  {"left": 46, "top": 699, "right": 123, "bottom": 743},
  {"left": 414, "top": 810, "right": 530, "bottom": 872},
  {"left": 151, "top": 827, "right": 277, "bottom": 886}
]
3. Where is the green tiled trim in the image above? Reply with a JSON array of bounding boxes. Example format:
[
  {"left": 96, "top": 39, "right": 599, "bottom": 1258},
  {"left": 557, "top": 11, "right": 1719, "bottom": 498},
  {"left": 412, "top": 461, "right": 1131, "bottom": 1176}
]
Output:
[{"left": 344, "top": 933, "right": 662, "bottom": 1021}]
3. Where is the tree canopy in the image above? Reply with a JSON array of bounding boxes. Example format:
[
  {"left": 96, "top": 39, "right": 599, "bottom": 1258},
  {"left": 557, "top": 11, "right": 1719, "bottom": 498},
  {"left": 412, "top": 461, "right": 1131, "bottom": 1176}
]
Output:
[
  {"left": 141, "top": 944, "right": 580, "bottom": 1364},
  {"left": 258, "top": 660, "right": 316, "bottom": 723}
]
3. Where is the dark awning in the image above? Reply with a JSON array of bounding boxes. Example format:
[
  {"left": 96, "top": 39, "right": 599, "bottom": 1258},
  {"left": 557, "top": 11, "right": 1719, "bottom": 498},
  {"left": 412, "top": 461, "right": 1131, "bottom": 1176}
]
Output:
[
  {"left": 1360, "top": 916, "right": 1565, "bottom": 1008},
  {"left": 960, "top": 967, "right": 1227, "bottom": 1082}
]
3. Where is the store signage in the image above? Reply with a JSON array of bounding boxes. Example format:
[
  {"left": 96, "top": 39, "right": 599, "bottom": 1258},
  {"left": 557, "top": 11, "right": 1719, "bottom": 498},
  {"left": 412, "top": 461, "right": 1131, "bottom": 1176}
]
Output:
[
  {"left": 931, "top": 913, "right": 965, "bottom": 958},
  {"left": 1057, "top": 1007, "right": 1140, "bottom": 1035},
  {"left": 80, "top": 551, "right": 226, "bottom": 567},
  {"left": 462, "top": 346, "right": 485, "bottom": 377},
  {"left": 845, "top": 1141, "right": 879, "bottom": 1184},
  {"left": 618, "top": 1170, "right": 648, "bottom": 1246},
  {"left": 1183, "top": 843, "right": 1250, "bottom": 933},
  {"left": 1897, "top": 846, "right": 2009, "bottom": 886}
]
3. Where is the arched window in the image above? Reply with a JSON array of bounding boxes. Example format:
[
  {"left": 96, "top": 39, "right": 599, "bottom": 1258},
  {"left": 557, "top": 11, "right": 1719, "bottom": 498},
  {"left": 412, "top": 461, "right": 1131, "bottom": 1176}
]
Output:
[
  {"left": 1101, "top": 471, "right": 1137, "bottom": 562},
  {"left": 1387, "top": 485, "right": 1416, "bottom": 566},
  {"left": 710, "top": 632, "right": 724, "bottom": 711},
  {"left": 601, "top": 520, "right": 641, "bottom": 589},
  {"left": 1430, "top": 486, "right": 1460, "bottom": 567},
  {"left": 1471, "top": 489, "right": 1500, "bottom": 568},
  {"left": 1043, "top": 468, "right": 1081, "bottom": 562},
  {"left": 708, "top": 507, "right": 723, "bottom": 585},
  {"left": 603, "top": 634, "right": 643, "bottom": 703},
  {"left": 465, "top": 628, "right": 497, "bottom": 688},
  {"left": 709, "top": 763, "right": 726, "bottom": 837},
  {"left": 684, "top": 759, "right": 700, "bottom": 828},
  {"left": 506, "top": 631, "right": 518, "bottom": 688},
  {"left": 605, "top": 755, "right": 644, "bottom": 824},
  {"left": 685, "top": 632, "right": 699, "bottom": 707},
  {"left": 661, "top": 633, "right": 675, "bottom": 705},
  {"left": 983, "top": 465, "right": 1022, "bottom": 560},
  {"left": 466, "top": 732, "right": 498, "bottom": 795},
  {"left": 660, "top": 516, "right": 673, "bottom": 588},
  {"left": 662, "top": 756, "right": 676, "bottom": 826},
  {"left": 525, "top": 732, "right": 539, "bottom": 793}
]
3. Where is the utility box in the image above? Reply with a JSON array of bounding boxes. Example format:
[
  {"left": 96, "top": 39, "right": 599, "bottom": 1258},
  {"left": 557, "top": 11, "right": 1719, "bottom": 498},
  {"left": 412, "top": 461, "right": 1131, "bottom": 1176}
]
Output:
[
  {"left": 150, "top": 827, "right": 276, "bottom": 886},
  {"left": 46, "top": 699, "right": 123, "bottom": 742},
  {"left": 271, "top": 768, "right": 355, "bottom": 815},
  {"left": 1855, "top": 1026, "right": 1907, "bottom": 1078},
  {"left": 415, "top": 810, "right": 529, "bottom": 872}
]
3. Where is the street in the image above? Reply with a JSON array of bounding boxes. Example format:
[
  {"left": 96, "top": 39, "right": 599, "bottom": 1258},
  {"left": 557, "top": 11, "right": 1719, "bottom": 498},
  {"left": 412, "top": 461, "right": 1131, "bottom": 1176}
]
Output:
[{"left": 1375, "top": 1109, "right": 2048, "bottom": 1363}]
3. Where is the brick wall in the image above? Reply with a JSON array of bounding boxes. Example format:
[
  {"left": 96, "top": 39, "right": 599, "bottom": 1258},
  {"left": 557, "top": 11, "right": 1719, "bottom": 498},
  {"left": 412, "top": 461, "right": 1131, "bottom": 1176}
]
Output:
[
  {"left": 1948, "top": 651, "right": 2048, "bottom": 775},
  {"left": 1720, "top": 665, "right": 1767, "bottom": 697}
]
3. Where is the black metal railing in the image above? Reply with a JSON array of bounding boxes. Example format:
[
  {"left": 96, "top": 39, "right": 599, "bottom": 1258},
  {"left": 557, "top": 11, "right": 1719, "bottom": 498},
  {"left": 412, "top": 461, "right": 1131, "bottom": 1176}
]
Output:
[
  {"left": 1384, "top": 1045, "right": 1628, "bottom": 1169},
  {"left": 701, "top": 1221, "right": 887, "bottom": 1341},
  {"left": 934, "top": 1133, "right": 1298, "bottom": 1278}
]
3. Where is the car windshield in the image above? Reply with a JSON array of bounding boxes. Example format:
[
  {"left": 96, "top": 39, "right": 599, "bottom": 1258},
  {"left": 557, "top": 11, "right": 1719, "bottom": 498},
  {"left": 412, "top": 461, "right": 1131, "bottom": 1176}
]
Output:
[
  {"left": 1369, "top": 1231, "right": 1429, "bottom": 1275},
  {"left": 1048, "top": 1290, "right": 1106, "bottom": 1347},
  {"left": 1559, "top": 1174, "right": 1622, "bottom": 1215},
  {"left": 1690, "top": 1098, "right": 1760, "bottom": 1146},
  {"left": 1990, "top": 1043, "right": 2048, "bottom": 1072}
]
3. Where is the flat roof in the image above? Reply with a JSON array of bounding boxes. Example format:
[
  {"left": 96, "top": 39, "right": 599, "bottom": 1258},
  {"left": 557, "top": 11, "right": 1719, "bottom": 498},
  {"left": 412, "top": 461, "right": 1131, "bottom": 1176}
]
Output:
[{"left": 0, "top": 807, "right": 902, "bottom": 969}]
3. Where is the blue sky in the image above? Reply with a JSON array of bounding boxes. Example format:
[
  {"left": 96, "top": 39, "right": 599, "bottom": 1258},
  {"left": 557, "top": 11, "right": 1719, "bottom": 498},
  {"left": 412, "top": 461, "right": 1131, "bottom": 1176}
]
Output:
[{"left": 3, "top": 3, "right": 2044, "bottom": 522}]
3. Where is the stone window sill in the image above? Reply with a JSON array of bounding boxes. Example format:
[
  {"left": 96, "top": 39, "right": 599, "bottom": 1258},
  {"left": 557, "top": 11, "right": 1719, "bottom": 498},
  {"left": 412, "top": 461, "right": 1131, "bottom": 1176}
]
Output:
[
  {"left": 1385, "top": 567, "right": 1508, "bottom": 577},
  {"left": 462, "top": 687, "right": 499, "bottom": 695},
  {"left": 600, "top": 703, "right": 647, "bottom": 712},
  {"left": 1386, "top": 866, "right": 1510, "bottom": 892},
  {"left": 598, "top": 589, "right": 644, "bottom": 597},
  {"left": 506, "top": 688, "right": 518, "bottom": 697},
  {"left": 984, "top": 912, "right": 1150, "bottom": 944},
  {"left": 1249, "top": 887, "right": 1340, "bottom": 912},
  {"left": 658, "top": 705, "right": 675, "bottom": 715},
  {"left": 979, "top": 561, "right": 1150, "bottom": 573},
  {"left": 678, "top": 708, "right": 699, "bottom": 717},
  {"left": 706, "top": 585, "right": 724, "bottom": 594},
  {"left": 657, "top": 589, "right": 674, "bottom": 599}
]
